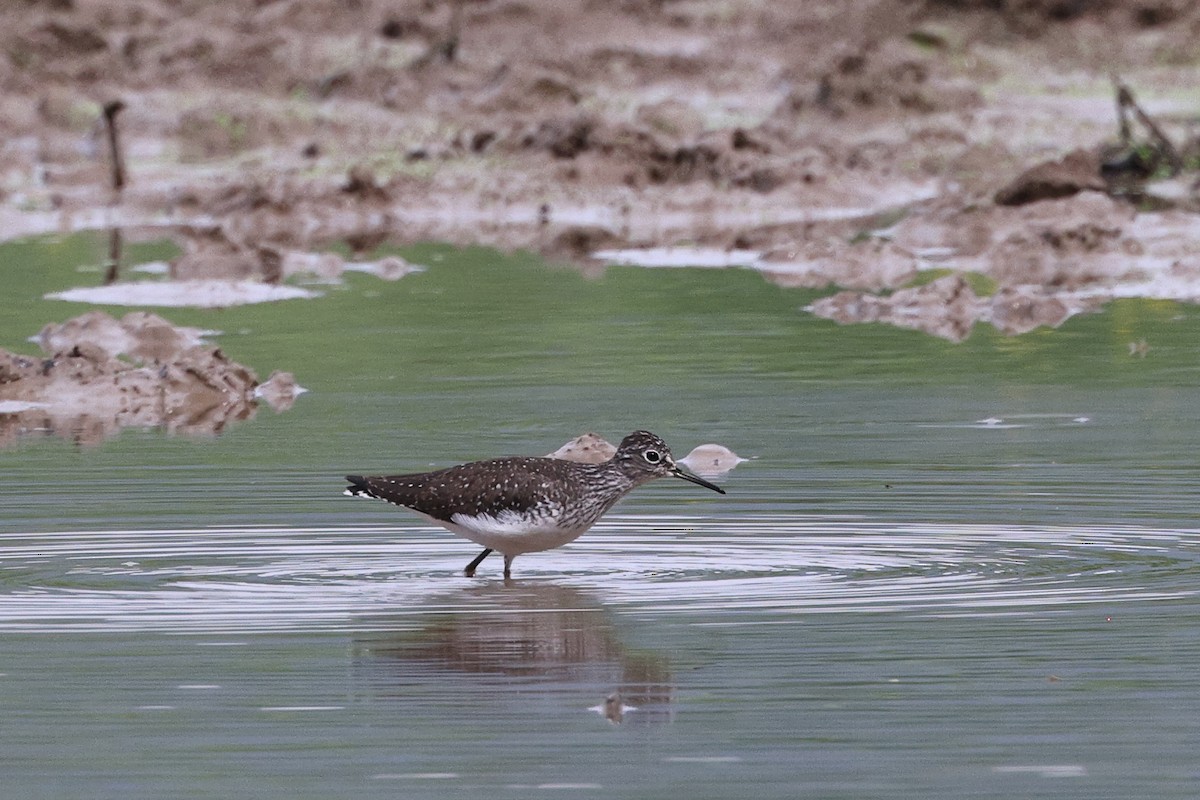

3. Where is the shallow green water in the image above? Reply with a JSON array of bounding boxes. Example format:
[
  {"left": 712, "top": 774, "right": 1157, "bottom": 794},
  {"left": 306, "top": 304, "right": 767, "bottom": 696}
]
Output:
[{"left": 2, "top": 232, "right": 1199, "bottom": 798}]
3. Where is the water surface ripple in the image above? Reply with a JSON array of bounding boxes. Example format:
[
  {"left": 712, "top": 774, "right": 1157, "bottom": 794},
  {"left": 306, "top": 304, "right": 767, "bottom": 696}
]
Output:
[{"left": 2, "top": 515, "right": 1195, "bottom": 633}]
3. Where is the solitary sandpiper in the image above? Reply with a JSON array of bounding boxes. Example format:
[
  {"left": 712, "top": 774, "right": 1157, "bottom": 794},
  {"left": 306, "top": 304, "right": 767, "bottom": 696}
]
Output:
[{"left": 344, "top": 430, "right": 725, "bottom": 578}]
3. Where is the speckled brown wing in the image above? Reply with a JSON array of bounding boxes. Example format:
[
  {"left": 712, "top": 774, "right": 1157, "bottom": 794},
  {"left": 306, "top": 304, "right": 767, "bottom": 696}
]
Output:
[{"left": 345, "top": 456, "right": 586, "bottom": 523}]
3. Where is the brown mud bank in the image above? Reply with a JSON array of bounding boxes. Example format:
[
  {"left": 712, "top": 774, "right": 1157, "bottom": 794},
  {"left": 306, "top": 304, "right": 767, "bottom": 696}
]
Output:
[
  {"left": 2, "top": 0, "right": 1200, "bottom": 340},
  {"left": 0, "top": 311, "right": 301, "bottom": 447}
]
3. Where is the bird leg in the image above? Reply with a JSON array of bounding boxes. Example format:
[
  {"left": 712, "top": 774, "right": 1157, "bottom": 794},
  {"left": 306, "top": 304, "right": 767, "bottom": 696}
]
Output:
[
  {"left": 503, "top": 554, "right": 514, "bottom": 579},
  {"left": 464, "top": 548, "right": 492, "bottom": 577}
]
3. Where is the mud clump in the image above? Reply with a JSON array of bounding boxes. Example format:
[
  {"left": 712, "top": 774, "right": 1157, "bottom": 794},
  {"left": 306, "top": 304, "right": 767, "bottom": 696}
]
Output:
[
  {"left": 994, "top": 149, "right": 1106, "bottom": 206},
  {"left": 809, "top": 275, "right": 983, "bottom": 342},
  {"left": 37, "top": 310, "right": 208, "bottom": 363},
  {"left": 546, "top": 225, "right": 625, "bottom": 260},
  {"left": 547, "top": 433, "right": 617, "bottom": 464},
  {"left": 759, "top": 240, "right": 921, "bottom": 291},
  {"left": 170, "top": 226, "right": 283, "bottom": 282},
  {"left": 514, "top": 116, "right": 781, "bottom": 192},
  {"left": 0, "top": 312, "right": 302, "bottom": 447},
  {"left": 792, "top": 39, "right": 981, "bottom": 118},
  {"left": 677, "top": 444, "right": 748, "bottom": 477}
]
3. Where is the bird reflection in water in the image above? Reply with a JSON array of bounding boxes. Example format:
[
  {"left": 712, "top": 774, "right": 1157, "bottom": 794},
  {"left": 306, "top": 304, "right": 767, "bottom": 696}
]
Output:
[{"left": 353, "top": 583, "right": 673, "bottom": 725}]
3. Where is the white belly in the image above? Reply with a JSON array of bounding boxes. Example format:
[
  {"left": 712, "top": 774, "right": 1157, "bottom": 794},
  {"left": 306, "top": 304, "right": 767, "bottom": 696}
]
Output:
[{"left": 428, "top": 509, "right": 591, "bottom": 555}]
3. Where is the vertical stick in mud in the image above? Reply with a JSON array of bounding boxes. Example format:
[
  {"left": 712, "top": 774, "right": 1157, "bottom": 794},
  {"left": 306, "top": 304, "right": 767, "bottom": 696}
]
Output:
[{"left": 102, "top": 100, "right": 126, "bottom": 193}]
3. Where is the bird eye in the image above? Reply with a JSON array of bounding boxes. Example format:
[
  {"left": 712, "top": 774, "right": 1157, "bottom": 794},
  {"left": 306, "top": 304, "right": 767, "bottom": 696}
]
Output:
[{"left": 644, "top": 450, "right": 661, "bottom": 464}]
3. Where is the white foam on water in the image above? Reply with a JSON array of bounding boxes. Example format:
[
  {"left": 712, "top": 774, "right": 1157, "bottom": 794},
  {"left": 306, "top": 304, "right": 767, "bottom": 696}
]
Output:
[{"left": 45, "top": 280, "right": 319, "bottom": 307}]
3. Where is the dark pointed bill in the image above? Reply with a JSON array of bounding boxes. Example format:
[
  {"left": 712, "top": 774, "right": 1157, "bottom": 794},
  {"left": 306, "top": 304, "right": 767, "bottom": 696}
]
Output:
[{"left": 671, "top": 467, "right": 726, "bottom": 494}]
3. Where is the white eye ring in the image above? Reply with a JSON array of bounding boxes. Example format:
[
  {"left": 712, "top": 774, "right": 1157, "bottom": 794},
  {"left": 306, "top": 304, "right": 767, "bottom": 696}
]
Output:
[{"left": 644, "top": 450, "right": 662, "bottom": 464}]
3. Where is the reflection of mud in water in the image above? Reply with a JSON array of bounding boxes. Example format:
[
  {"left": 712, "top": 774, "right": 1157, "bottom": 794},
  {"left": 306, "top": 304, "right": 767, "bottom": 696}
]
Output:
[
  {"left": 808, "top": 274, "right": 1098, "bottom": 342},
  {"left": 165, "top": 225, "right": 424, "bottom": 286},
  {"left": 0, "top": 311, "right": 301, "bottom": 448},
  {"left": 47, "top": 226, "right": 424, "bottom": 310},
  {"left": 354, "top": 584, "right": 673, "bottom": 725}
]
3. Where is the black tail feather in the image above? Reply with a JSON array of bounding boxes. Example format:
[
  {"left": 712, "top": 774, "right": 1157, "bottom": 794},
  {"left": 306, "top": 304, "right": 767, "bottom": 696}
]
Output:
[{"left": 344, "top": 475, "right": 374, "bottom": 498}]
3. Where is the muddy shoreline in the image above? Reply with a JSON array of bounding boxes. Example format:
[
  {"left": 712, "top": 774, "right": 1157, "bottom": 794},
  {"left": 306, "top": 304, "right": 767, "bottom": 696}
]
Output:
[{"left": 4, "top": 3, "right": 1199, "bottom": 313}]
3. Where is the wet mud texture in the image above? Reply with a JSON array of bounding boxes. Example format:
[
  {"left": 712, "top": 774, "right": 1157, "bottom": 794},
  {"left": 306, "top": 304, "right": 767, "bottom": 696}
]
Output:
[
  {"left": 0, "top": 311, "right": 299, "bottom": 447},
  {"left": 2, "top": 1, "right": 1200, "bottom": 338}
]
